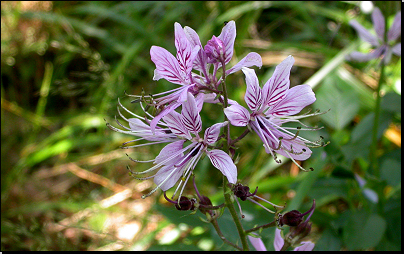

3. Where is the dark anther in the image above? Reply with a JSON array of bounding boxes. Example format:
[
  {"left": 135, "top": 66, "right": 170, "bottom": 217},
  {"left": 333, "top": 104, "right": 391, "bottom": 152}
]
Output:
[
  {"left": 232, "top": 183, "right": 258, "bottom": 201},
  {"left": 278, "top": 199, "right": 316, "bottom": 227},
  {"left": 164, "top": 130, "right": 173, "bottom": 134},
  {"left": 163, "top": 192, "right": 196, "bottom": 211}
]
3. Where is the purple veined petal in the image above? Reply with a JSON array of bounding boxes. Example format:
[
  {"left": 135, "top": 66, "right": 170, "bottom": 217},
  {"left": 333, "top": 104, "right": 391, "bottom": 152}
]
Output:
[
  {"left": 271, "top": 129, "right": 312, "bottom": 161},
  {"left": 204, "top": 121, "right": 228, "bottom": 145},
  {"left": 388, "top": 11, "right": 401, "bottom": 42},
  {"left": 183, "top": 25, "right": 209, "bottom": 73},
  {"left": 163, "top": 110, "right": 192, "bottom": 140},
  {"left": 194, "top": 93, "right": 205, "bottom": 113},
  {"left": 155, "top": 140, "right": 186, "bottom": 164},
  {"left": 274, "top": 228, "right": 284, "bottom": 251},
  {"left": 242, "top": 67, "right": 263, "bottom": 112},
  {"left": 262, "top": 55, "right": 294, "bottom": 108},
  {"left": 206, "top": 149, "right": 237, "bottom": 184},
  {"left": 224, "top": 104, "right": 250, "bottom": 127},
  {"left": 345, "top": 46, "right": 384, "bottom": 62},
  {"left": 391, "top": 43, "right": 401, "bottom": 56},
  {"left": 218, "top": 20, "right": 236, "bottom": 64},
  {"left": 175, "top": 24, "right": 201, "bottom": 81},
  {"left": 181, "top": 92, "right": 202, "bottom": 134},
  {"left": 177, "top": 84, "right": 194, "bottom": 103},
  {"left": 293, "top": 241, "right": 315, "bottom": 251},
  {"left": 150, "top": 100, "right": 183, "bottom": 133},
  {"left": 248, "top": 234, "right": 267, "bottom": 251},
  {"left": 154, "top": 163, "right": 185, "bottom": 191},
  {"left": 371, "top": 7, "right": 385, "bottom": 42},
  {"left": 226, "top": 52, "right": 263, "bottom": 75},
  {"left": 267, "top": 84, "right": 316, "bottom": 117},
  {"left": 150, "top": 46, "right": 187, "bottom": 85},
  {"left": 349, "top": 20, "right": 380, "bottom": 47}
]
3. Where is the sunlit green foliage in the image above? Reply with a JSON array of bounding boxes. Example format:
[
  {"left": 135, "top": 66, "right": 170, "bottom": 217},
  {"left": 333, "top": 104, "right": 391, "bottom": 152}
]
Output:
[{"left": 1, "top": 1, "right": 401, "bottom": 251}]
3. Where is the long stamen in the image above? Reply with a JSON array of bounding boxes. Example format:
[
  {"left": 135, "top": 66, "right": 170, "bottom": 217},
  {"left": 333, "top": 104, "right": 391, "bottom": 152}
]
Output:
[
  {"left": 141, "top": 165, "right": 182, "bottom": 199},
  {"left": 247, "top": 197, "right": 275, "bottom": 214},
  {"left": 252, "top": 195, "right": 285, "bottom": 209},
  {"left": 125, "top": 153, "right": 155, "bottom": 163},
  {"left": 283, "top": 150, "right": 314, "bottom": 172},
  {"left": 235, "top": 197, "right": 245, "bottom": 219}
]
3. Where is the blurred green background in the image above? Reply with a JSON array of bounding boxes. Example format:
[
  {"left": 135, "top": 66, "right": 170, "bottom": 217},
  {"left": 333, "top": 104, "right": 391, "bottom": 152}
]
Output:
[{"left": 1, "top": 1, "right": 401, "bottom": 251}]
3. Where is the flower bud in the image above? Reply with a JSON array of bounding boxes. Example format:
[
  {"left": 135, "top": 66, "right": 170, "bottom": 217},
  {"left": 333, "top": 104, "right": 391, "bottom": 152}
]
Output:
[{"left": 204, "top": 35, "right": 225, "bottom": 63}]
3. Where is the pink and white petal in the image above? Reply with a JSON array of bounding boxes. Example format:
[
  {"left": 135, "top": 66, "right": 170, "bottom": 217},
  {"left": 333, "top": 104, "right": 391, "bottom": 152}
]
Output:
[
  {"left": 183, "top": 26, "right": 208, "bottom": 73},
  {"left": 349, "top": 20, "right": 379, "bottom": 47},
  {"left": 371, "top": 8, "right": 385, "bottom": 42},
  {"left": 204, "top": 121, "right": 228, "bottom": 145},
  {"left": 128, "top": 118, "right": 150, "bottom": 131},
  {"left": 346, "top": 46, "right": 384, "bottom": 62},
  {"left": 206, "top": 149, "right": 237, "bottom": 184},
  {"left": 226, "top": 52, "right": 263, "bottom": 75},
  {"left": 154, "top": 164, "right": 184, "bottom": 191},
  {"left": 181, "top": 92, "right": 202, "bottom": 133},
  {"left": 163, "top": 110, "right": 192, "bottom": 140},
  {"left": 154, "top": 140, "right": 185, "bottom": 164},
  {"left": 150, "top": 46, "right": 187, "bottom": 85},
  {"left": 274, "top": 228, "right": 285, "bottom": 251},
  {"left": 293, "top": 241, "right": 315, "bottom": 251},
  {"left": 391, "top": 43, "right": 401, "bottom": 56},
  {"left": 224, "top": 104, "right": 250, "bottom": 127},
  {"left": 267, "top": 84, "right": 315, "bottom": 117},
  {"left": 262, "top": 55, "right": 294, "bottom": 108},
  {"left": 194, "top": 93, "right": 205, "bottom": 113},
  {"left": 271, "top": 129, "right": 312, "bottom": 161},
  {"left": 388, "top": 11, "right": 401, "bottom": 42},
  {"left": 150, "top": 100, "right": 182, "bottom": 133},
  {"left": 248, "top": 234, "right": 267, "bottom": 251},
  {"left": 218, "top": 20, "right": 236, "bottom": 64},
  {"left": 175, "top": 23, "right": 195, "bottom": 78},
  {"left": 242, "top": 67, "right": 263, "bottom": 111}
]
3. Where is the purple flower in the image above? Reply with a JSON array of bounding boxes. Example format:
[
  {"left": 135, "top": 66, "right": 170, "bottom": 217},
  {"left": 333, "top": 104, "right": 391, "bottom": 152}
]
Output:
[
  {"left": 148, "top": 21, "right": 262, "bottom": 132},
  {"left": 224, "top": 56, "right": 324, "bottom": 170},
  {"left": 108, "top": 92, "right": 237, "bottom": 198},
  {"left": 247, "top": 230, "right": 315, "bottom": 251},
  {"left": 347, "top": 8, "right": 401, "bottom": 64}
]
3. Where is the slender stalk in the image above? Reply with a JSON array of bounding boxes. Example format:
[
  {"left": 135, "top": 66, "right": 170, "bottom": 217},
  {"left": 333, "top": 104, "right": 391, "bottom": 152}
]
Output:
[
  {"left": 369, "top": 60, "right": 385, "bottom": 178},
  {"left": 245, "top": 221, "right": 276, "bottom": 234},
  {"left": 223, "top": 176, "right": 249, "bottom": 250},
  {"left": 211, "top": 219, "right": 243, "bottom": 251}
]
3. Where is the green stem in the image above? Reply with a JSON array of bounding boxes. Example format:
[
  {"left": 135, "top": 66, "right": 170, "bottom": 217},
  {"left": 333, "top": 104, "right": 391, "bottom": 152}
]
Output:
[
  {"left": 223, "top": 177, "right": 249, "bottom": 250},
  {"left": 369, "top": 60, "right": 385, "bottom": 178},
  {"left": 245, "top": 221, "right": 276, "bottom": 234},
  {"left": 211, "top": 219, "right": 243, "bottom": 251}
]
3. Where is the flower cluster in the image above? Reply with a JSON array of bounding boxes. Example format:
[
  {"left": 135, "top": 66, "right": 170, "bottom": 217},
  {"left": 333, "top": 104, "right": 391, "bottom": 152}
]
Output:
[
  {"left": 108, "top": 20, "right": 327, "bottom": 250},
  {"left": 347, "top": 7, "right": 401, "bottom": 64}
]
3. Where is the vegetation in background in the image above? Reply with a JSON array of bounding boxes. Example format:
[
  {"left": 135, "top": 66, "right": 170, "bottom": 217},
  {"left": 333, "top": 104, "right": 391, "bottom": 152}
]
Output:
[{"left": 1, "top": 1, "right": 401, "bottom": 251}]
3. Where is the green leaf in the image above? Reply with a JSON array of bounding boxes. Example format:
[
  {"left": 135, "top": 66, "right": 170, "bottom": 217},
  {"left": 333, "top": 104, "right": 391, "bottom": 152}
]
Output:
[
  {"left": 314, "top": 75, "right": 360, "bottom": 130},
  {"left": 380, "top": 158, "right": 401, "bottom": 186},
  {"left": 343, "top": 211, "right": 386, "bottom": 250},
  {"left": 315, "top": 228, "right": 342, "bottom": 251}
]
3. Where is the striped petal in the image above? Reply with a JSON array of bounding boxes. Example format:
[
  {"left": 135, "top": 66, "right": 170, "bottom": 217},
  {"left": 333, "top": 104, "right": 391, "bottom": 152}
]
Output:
[
  {"left": 163, "top": 110, "right": 192, "bottom": 140},
  {"left": 226, "top": 52, "right": 262, "bottom": 75},
  {"left": 204, "top": 121, "right": 228, "bottom": 145},
  {"left": 242, "top": 67, "right": 263, "bottom": 112},
  {"left": 150, "top": 46, "right": 187, "bottom": 85},
  {"left": 224, "top": 104, "right": 250, "bottom": 127},
  {"left": 181, "top": 92, "right": 202, "bottom": 134},
  {"left": 218, "top": 20, "right": 236, "bottom": 64},
  {"left": 206, "top": 149, "right": 237, "bottom": 184},
  {"left": 262, "top": 55, "right": 294, "bottom": 108},
  {"left": 175, "top": 23, "right": 200, "bottom": 81},
  {"left": 267, "top": 84, "right": 315, "bottom": 117}
]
